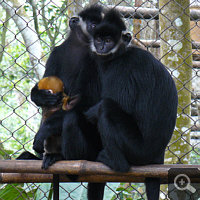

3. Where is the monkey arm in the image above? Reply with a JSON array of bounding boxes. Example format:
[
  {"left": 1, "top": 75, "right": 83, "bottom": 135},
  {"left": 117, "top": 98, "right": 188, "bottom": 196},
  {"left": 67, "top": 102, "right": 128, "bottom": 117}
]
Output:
[
  {"left": 33, "top": 110, "right": 65, "bottom": 153},
  {"left": 84, "top": 101, "right": 101, "bottom": 125},
  {"left": 31, "top": 83, "right": 63, "bottom": 107}
]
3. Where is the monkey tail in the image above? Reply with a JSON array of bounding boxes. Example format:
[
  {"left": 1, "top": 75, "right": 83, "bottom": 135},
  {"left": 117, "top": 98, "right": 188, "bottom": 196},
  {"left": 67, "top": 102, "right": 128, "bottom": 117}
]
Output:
[{"left": 87, "top": 182, "right": 106, "bottom": 200}]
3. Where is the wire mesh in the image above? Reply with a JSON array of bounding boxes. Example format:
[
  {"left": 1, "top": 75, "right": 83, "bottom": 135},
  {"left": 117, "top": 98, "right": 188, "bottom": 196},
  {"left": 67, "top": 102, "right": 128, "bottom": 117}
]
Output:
[{"left": 1, "top": 0, "right": 200, "bottom": 199}]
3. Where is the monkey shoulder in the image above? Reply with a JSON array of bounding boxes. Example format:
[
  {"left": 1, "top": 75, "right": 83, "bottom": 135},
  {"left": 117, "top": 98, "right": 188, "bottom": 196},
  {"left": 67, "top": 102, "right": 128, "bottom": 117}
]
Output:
[
  {"left": 125, "top": 46, "right": 171, "bottom": 77},
  {"left": 125, "top": 45, "right": 157, "bottom": 63},
  {"left": 45, "top": 41, "right": 68, "bottom": 70}
]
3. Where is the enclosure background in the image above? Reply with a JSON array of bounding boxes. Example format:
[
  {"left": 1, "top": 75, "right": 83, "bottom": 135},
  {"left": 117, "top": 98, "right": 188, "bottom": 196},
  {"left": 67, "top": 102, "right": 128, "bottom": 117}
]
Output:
[{"left": 1, "top": 0, "right": 200, "bottom": 199}]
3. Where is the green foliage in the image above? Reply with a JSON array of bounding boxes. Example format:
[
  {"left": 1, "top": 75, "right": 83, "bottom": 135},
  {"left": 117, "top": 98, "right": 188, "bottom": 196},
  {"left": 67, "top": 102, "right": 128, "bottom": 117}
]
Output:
[
  {"left": 0, "top": 184, "right": 38, "bottom": 200},
  {"left": 0, "top": 7, "right": 39, "bottom": 158},
  {"left": 190, "top": 146, "right": 200, "bottom": 164},
  {"left": 0, "top": 0, "right": 70, "bottom": 158},
  {"left": 110, "top": 183, "right": 146, "bottom": 200},
  {"left": 34, "top": 183, "right": 53, "bottom": 200},
  {"left": 0, "top": 137, "right": 12, "bottom": 159},
  {"left": 0, "top": 26, "right": 40, "bottom": 157},
  {"left": 29, "top": 0, "right": 69, "bottom": 48}
]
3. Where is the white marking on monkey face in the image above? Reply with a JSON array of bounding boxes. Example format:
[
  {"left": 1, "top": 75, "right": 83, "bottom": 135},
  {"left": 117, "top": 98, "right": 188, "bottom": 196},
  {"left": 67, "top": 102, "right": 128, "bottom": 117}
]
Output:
[
  {"left": 90, "top": 38, "right": 123, "bottom": 56},
  {"left": 90, "top": 38, "right": 97, "bottom": 52},
  {"left": 122, "top": 30, "right": 128, "bottom": 35},
  {"left": 79, "top": 17, "right": 90, "bottom": 37},
  {"left": 71, "top": 15, "right": 79, "bottom": 18}
]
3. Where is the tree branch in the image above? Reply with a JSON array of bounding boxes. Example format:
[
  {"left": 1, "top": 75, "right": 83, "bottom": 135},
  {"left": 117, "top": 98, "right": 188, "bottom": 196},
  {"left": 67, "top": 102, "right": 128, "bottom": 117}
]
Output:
[
  {"left": 0, "top": 0, "right": 44, "bottom": 80},
  {"left": 41, "top": 0, "right": 54, "bottom": 46},
  {"left": 28, "top": 0, "right": 39, "bottom": 35},
  {"left": 0, "top": 11, "right": 9, "bottom": 63}
]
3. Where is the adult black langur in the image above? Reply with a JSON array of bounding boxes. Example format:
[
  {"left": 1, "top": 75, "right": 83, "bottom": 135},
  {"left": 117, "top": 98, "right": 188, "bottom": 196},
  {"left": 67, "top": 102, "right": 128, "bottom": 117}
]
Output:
[
  {"left": 18, "top": 5, "right": 106, "bottom": 200},
  {"left": 32, "top": 4, "right": 104, "bottom": 162},
  {"left": 19, "top": 4, "right": 104, "bottom": 156},
  {"left": 85, "top": 9, "right": 178, "bottom": 200}
]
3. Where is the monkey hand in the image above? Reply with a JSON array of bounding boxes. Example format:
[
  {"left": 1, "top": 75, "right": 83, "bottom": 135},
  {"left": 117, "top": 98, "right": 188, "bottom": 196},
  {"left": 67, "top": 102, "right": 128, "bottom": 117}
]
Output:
[
  {"left": 33, "top": 134, "right": 45, "bottom": 153},
  {"left": 84, "top": 102, "right": 101, "bottom": 124},
  {"left": 31, "top": 84, "right": 63, "bottom": 107},
  {"left": 42, "top": 153, "right": 64, "bottom": 169}
]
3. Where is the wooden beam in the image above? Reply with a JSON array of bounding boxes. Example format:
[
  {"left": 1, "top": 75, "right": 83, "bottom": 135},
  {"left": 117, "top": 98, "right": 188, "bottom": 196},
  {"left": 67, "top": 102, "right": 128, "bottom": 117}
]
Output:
[
  {"left": 1, "top": 161, "right": 200, "bottom": 184},
  {"left": 135, "top": 39, "right": 200, "bottom": 49},
  {"left": 0, "top": 173, "right": 149, "bottom": 183},
  {"left": 107, "top": 6, "right": 200, "bottom": 21},
  {"left": 0, "top": 160, "right": 169, "bottom": 176}
]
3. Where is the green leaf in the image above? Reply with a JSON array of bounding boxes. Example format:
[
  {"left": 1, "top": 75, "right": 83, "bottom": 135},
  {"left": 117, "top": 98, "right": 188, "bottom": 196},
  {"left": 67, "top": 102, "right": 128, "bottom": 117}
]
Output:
[
  {"left": 34, "top": 183, "right": 52, "bottom": 200},
  {"left": 116, "top": 187, "right": 125, "bottom": 191},
  {"left": 0, "top": 184, "right": 28, "bottom": 200},
  {"left": 26, "top": 188, "right": 37, "bottom": 198}
]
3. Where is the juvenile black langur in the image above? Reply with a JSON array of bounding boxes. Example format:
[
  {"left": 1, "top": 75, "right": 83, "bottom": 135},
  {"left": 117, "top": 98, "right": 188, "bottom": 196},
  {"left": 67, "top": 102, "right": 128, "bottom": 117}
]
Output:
[
  {"left": 17, "top": 76, "right": 79, "bottom": 165},
  {"left": 86, "top": 9, "right": 178, "bottom": 200},
  {"left": 37, "top": 76, "right": 79, "bottom": 169}
]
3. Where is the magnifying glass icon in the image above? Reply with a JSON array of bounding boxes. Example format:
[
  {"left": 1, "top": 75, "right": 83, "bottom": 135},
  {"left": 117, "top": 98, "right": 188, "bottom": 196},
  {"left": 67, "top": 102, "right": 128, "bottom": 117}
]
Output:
[{"left": 174, "top": 174, "right": 196, "bottom": 193}]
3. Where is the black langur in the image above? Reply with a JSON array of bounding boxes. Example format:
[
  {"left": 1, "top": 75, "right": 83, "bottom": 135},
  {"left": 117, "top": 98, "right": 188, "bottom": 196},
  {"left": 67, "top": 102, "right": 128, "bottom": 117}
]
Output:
[
  {"left": 38, "top": 76, "right": 80, "bottom": 169},
  {"left": 19, "top": 5, "right": 104, "bottom": 159},
  {"left": 85, "top": 9, "right": 178, "bottom": 200},
  {"left": 19, "top": 5, "right": 106, "bottom": 200},
  {"left": 32, "top": 4, "right": 103, "bottom": 162},
  {"left": 37, "top": 76, "right": 79, "bottom": 120}
]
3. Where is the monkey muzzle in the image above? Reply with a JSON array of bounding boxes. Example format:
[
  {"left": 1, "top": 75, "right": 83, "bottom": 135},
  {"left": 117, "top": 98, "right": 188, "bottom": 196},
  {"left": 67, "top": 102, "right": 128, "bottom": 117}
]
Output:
[{"left": 69, "top": 17, "right": 80, "bottom": 30}]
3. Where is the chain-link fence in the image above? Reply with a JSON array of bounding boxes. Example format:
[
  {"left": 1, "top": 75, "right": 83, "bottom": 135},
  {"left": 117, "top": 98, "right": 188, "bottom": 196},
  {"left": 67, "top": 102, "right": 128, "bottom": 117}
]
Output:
[{"left": 1, "top": 0, "right": 200, "bottom": 199}]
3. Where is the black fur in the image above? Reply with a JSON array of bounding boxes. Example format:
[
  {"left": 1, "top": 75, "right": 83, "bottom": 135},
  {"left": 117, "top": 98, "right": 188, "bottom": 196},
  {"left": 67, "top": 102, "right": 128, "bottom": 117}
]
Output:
[
  {"left": 18, "top": 5, "right": 105, "bottom": 200},
  {"left": 32, "top": 4, "right": 104, "bottom": 162},
  {"left": 86, "top": 9, "right": 178, "bottom": 200},
  {"left": 17, "top": 151, "right": 42, "bottom": 160}
]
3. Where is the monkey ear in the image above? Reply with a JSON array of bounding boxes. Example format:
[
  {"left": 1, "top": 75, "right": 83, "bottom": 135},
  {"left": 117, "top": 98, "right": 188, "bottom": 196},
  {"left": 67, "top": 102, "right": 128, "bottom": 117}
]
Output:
[{"left": 122, "top": 32, "right": 132, "bottom": 45}]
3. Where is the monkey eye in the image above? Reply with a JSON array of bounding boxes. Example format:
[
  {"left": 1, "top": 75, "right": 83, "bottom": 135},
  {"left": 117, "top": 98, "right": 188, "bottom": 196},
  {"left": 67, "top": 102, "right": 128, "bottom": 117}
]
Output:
[
  {"left": 105, "top": 38, "right": 112, "bottom": 43},
  {"left": 95, "top": 37, "right": 101, "bottom": 43},
  {"left": 91, "top": 23, "right": 97, "bottom": 29}
]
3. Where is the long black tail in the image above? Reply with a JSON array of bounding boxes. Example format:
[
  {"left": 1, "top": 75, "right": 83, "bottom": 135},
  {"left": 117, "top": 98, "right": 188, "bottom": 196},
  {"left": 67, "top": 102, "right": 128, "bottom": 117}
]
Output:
[
  {"left": 145, "top": 177, "right": 160, "bottom": 200},
  {"left": 87, "top": 183, "right": 106, "bottom": 200}
]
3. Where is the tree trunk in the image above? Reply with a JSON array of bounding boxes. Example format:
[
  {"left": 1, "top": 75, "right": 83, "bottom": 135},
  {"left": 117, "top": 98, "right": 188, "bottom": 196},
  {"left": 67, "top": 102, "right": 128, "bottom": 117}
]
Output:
[
  {"left": 133, "top": 0, "right": 142, "bottom": 40},
  {"left": 0, "top": 0, "right": 44, "bottom": 80},
  {"left": 89, "top": 0, "right": 99, "bottom": 5},
  {"left": 159, "top": 0, "right": 192, "bottom": 198},
  {"left": 0, "top": 11, "right": 9, "bottom": 63}
]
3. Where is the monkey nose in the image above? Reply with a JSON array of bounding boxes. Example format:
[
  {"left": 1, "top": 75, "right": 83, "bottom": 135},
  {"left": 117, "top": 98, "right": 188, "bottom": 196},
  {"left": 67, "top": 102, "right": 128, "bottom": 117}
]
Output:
[
  {"left": 69, "top": 17, "right": 80, "bottom": 29},
  {"left": 100, "top": 45, "right": 104, "bottom": 50},
  {"left": 70, "top": 17, "right": 79, "bottom": 24}
]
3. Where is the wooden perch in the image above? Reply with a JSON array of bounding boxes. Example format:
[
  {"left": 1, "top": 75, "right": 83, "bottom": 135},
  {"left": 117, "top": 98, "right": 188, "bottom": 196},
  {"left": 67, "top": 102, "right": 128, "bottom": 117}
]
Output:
[
  {"left": 134, "top": 39, "right": 200, "bottom": 49},
  {"left": 131, "top": 39, "right": 200, "bottom": 68},
  {"left": 107, "top": 5, "right": 200, "bottom": 21},
  {"left": 1, "top": 160, "right": 200, "bottom": 184}
]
